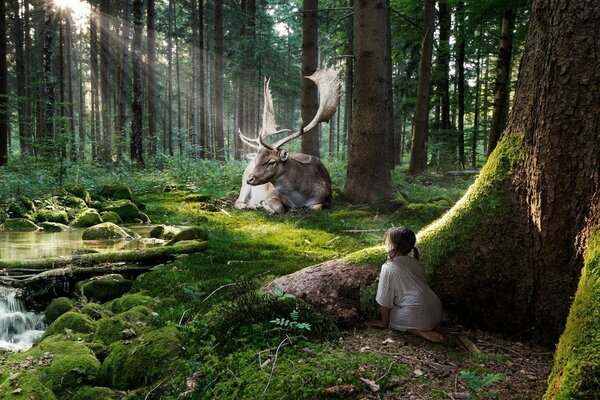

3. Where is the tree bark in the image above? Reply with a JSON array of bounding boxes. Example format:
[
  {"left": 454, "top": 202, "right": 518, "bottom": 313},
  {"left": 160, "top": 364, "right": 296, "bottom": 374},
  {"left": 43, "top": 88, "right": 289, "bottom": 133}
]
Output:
[
  {"left": 116, "top": 0, "right": 131, "bottom": 163},
  {"left": 99, "top": 0, "right": 112, "bottom": 163},
  {"left": 90, "top": 10, "right": 100, "bottom": 162},
  {"left": 301, "top": 0, "right": 320, "bottom": 157},
  {"left": 64, "top": 15, "right": 76, "bottom": 161},
  {"left": 41, "top": 5, "right": 55, "bottom": 157},
  {"left": 167, "top": 0, "right": 174, "bottom": 156},
  {"left": 456, "top": 1, "right": 466, "bottom": 168},
  {"left": 422, "top": 0, "right": 600, "bottom": 344},
  {"left": 197, "top": 0, "right": 207, "bottom": 159},
  {"left": 0, "top": 0, "right": 7, "bottom": 165},
  {"left": 344, "top": 0, "right": 396, "bottom": 203},
  {"left": 131, "top": 0, "right": 144, "bottom": 166},
  {"left": 408, "top": 0, "right": 435, "bottom": 175},
  {"left": 214, "top": 0, "right": 225, "bottom": 161},
  {"left": 147, "top": 0, "right": 157, "bottom": 158},
  {"left": 487, "top": 9, "right": 514, "bottom": 155},
  {"left": 11, "top": 0, "right": 32, "bottom": 157},
  {"left": 342, "top": 0, "right": 353, "bottom": 155}
]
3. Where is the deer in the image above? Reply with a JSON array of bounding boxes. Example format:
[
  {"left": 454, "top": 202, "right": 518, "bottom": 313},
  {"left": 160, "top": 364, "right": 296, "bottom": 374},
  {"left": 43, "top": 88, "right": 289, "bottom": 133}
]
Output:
[{"left": 237, "top": 68, "right": 340, "bottom": 214}]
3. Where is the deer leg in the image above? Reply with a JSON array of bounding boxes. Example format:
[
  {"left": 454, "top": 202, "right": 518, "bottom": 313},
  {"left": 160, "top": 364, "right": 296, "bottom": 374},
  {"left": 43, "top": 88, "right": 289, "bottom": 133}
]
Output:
[
  {"left": 261, "top": 197, "right": 285, "bottom": 214},
  {"left": 309, "top": 203, "right": 325, "bottom": 211}
]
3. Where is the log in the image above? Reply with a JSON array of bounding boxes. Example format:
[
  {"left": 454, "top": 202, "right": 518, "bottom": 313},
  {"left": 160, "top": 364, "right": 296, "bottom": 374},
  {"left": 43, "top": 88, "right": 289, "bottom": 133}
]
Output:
[{"left": 0, "top": 240, "right": 209, "bottom": 271}]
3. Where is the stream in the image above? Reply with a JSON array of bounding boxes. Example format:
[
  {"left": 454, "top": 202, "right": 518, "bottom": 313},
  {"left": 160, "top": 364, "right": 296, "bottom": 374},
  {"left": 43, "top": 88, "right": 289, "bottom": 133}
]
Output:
[{"left": 0, "top": 289, "right": 45, "bottom": 351}]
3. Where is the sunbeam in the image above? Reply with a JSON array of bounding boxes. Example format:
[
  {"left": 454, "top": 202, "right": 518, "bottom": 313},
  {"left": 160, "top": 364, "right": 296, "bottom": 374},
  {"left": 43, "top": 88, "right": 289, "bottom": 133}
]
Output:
[{"left": 52, "top": 0, "right": 90, "bottom": 20}]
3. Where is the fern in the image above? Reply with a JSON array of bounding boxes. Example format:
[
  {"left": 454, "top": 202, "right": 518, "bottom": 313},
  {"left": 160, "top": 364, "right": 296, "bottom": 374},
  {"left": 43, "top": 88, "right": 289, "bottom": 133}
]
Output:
[{"left": 460, "top": 370, "right": 504, "bottom": 400}]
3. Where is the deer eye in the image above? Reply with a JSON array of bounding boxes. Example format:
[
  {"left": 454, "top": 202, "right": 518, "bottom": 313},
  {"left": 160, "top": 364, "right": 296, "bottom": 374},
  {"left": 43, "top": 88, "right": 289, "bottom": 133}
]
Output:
[{"left": 267, "top": 159, "right": 276, "bottom": 167}]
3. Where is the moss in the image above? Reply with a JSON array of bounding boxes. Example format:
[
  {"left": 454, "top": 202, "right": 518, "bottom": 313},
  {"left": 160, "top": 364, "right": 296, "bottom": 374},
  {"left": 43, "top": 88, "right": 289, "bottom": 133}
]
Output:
[
  {"left": 37, "top": 208, "right": 69, "bottom": 224},
  {"left": 110, "top": 293, "right": 158, "bottom": 314},
  {"left": 102, "top": 199, "right": 141, "bottom": 222},
  {"left": 62, "top": 184, "right": 92, "bottom": 205},
  {"left": 67, "top": 386, "right": 118, "bottom": 400},
  {"left": 75, "top": 274, "right": 133, "bottom": 302},
  {"left": 2, "top": 218, "right": 40, "bottom": 231},
  {"left": 101, "top": 326, "right": 183, "bottom": 389},
  {"left": 417, "top": 134, "right": 524, "bottom": 274},
  {"left": 359, "top": 282, "right": 380, "bottom": 320},
  {"left": 40, "top": 221, "right": 70, "bottom": 232},
  {"left": 345, "top": 245, "right": 386, "bottom": 266},
  {"left": 544, "top": 231, "right": 600, "bottom": 399},
  {"left": 98, "top": 185, "right": 135, "bottom": 201},
  {"left": 45, "top": 297, "right": 75, "bottom": 324},
  {"left": 81, "top": 222, "right": 131, "bottom": 240},
  {"left": 80, "top": 302, "right": 112, "bottom": 320},
  {"left": 183, "top": 193, "right": 211, "bottom": 202},
  {"left": 62, "top": 196, "right": 88, "bottom": 213},
  {"left": 94, "top": 316, "right": 128, "bottom": 344},
  {"left": 46, "top": 311, "right": 96, "bottom": 335},
  {"left": 149, "top": 224, "right": 180, "bottom": 240},
  {"left": 6, "top": 196, "right": 37, "bottom": 221},
  {"left": 165, "top": 226, "right": 209, "bottom": 245},
  {"left": 44, "top": 352, "right": 101, "bottom": 393},
  {"left": 70, "top": 209, "right": 103, "bottom": 228},
  {"left": 0, "top": 205, "right": 6, "bottom": 224},
  {"left": 99, "top": 211, "right": 122, "bottom": 224},
  {"left": 0, "top": 371, "right": 57, "bottom": 400},
  {"left": 118, "top": 305, "right": 152, "bottom": 323},
  {"left": 137, "top": 212, "right": 151, "bottom": 223}
]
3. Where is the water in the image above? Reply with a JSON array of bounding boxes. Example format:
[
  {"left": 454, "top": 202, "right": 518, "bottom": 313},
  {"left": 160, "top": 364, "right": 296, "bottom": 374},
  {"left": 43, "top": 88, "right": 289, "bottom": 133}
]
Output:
[
  {"left": 0, "top": 289, "right": 45, "bottom": 351},
  {"left": 0, "top": 225, "right": 158, "bottom": 261}
]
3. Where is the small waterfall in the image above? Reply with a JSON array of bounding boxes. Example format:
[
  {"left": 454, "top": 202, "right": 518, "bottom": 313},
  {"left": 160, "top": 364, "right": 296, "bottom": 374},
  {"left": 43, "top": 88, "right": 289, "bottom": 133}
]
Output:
[{"left": 0, "top": 289, "right": 46, "bottom": 352}]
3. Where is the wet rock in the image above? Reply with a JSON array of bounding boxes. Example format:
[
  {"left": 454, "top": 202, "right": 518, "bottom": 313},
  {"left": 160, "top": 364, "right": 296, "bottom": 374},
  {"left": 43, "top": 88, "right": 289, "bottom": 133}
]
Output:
[
  {"left": 82, "top": 222, "right": 132, "bottom": 241},
  {"left": 149, "top": 224, "right": 180, "bottom": 240},
  {"left": 165, "top": 226, "right": 209, "bottom": 245},
  {"left": 97, "top": 185, "right": 135, "bottom": 202},
  {"left": 2, "top": 218, "right": 40, "bottom": 231},
  {"left": 99, "top": 211, "right": 122, "bottom": 224},
  {"left": 37, "top": 208, "right": 69, "bottom": 224},
  {"left": 46, "top": 311, "right": 96, "bottom": 335},
  {"left": 102, "top": 199, "right": 141, "bottom": 222},
  {"left": 70, "top": 209, "right": 103, "bottom": 228},
  {"left": 74, "top": 274, "right": 133, "bottom": 302},
  {"left": 6, "top": 196, "right": 36, "bottom": 221},
  {"left": 45, "top": 297, "right": 75, "bottom": 325},
  {"left": 40, "top": 221, "right": 70, "bottom": 232}
]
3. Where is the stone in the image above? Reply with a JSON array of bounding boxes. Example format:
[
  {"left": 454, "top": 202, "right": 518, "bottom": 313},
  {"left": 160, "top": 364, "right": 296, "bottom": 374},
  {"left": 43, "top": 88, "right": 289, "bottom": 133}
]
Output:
[
  {"left": 149, "top": 225, "right": 180, "bottom": 240},
  {"left": 62, "top": 184, "right": 92, "bottom": 205},
  {"left": 37, "top": 208, "right": 69, "bottom": 224},
  {"left": 74, "top": 274, "right": 133, "bottom": 302},
  {"left": 97, "top": 185, "right": 135, "bottom": 201},
  {"left": 263, "top": 259, "right": 380, "bottom": 325},
  {"left": 99, "top": 211, "right": 122, "bottom": 224},
  {"left": 165, "top": 226, "right": 209, "bottom": 245},
  {"left": 45, "top": 297, "right": 75, "bottom": 325},
  {"left": 82, "top": 222, "right": 132, "bottom": 241},
  {"left": 70, "top": 209, "right": 103, "bottom": 228},
  {"left": 102, "top": 199, "right": 141, "bottom": 222},
  {"left": 40, "top": 221, "right": 70, "bottom": 232},
  {"left": 2, "top": 218, "right": 40, "bottom": 231},
  {"left": 46, "top": 311, "right": 96, "bottom": 335}
]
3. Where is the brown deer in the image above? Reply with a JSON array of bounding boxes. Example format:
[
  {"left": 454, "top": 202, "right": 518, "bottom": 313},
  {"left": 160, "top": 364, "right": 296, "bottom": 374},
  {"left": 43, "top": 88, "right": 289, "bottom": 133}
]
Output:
[{"left": 237, "top": 68, "right": 340, "bottom": 214}]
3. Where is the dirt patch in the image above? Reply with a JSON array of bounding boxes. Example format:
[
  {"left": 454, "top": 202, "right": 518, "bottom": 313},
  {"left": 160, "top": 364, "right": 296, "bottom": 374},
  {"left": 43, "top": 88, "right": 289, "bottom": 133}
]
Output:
[{"left": 337, "top": 326, "right": 554, "bottom": 399}]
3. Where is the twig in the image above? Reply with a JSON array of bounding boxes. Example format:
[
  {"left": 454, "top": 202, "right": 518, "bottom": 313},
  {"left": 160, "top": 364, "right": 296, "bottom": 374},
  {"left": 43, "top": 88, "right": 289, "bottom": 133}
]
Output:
[
  {"left": 202, "top": 282, "right": 240, "bottom": 302},
  {"left": 144, "top": 372, "right": 174, "bottom": 400},
  {"left": 178, "top": 310, "right": 188, "bottom": 326},
  {"left": 263, "top": 335, "right": 292, "bottom": 394}
]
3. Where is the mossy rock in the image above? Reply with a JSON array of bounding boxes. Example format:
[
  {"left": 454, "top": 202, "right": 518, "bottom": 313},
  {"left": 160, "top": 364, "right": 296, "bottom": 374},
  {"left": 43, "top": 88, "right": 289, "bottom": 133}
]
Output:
[
  {"left": 98, "top": 185, "right": 135, "bottom": 202},
  {"left": 103, "top": 199, "right": 141, "bottom": 222},
  {"left": 138, "top": 212, "right": 151, "bottom": 223},
  {"left": 45, "top": 297, "right": 75, "bottom": 325},
  {"left": 110, "top": 293, "right": 158, "bottom": 314},
  {"left": 62, "top": 195, "right": 88, "bottom": 211},
  {"left": 44, "top": 352, "right": 101, "bottom": 393},
  {"left": 68, "top": 386, "right": 118, "bottom": 400},
  {"left": 2, "top": 218, "right": 40, "bottom": 231},
  {"left": 80, "top": 302, "right": 112, "bottom": 321},
  {"left": 165, "top": 226, "right": 209, "bottom": 245},
  {"left": 99, "top": 211, "right": 122, "bottom": 225},
  {"left": 117, "top": 306, "right": 152, "bottom": 323},
  {"left": 75, "top": 274, "right": 133, "bottom": 302},
  {"left": 40, "top": 221, "right": 70, "bottom": 232},
  {"left": 6, "top": 196, "right": 37, "bottom": 221},
  {"left": 393, "top": 202, "right": 448, "bottom": 223},
  {"left": 94, "top": 316, "right": 128, "bottom": 344},
  {"left": 82, "top": 222, "right": 132, "bottom": 241},
  {"left": 46, "top": 311, "right": 96, "bottom": 335},
  {"left": 158, "top": 297, "right": 179, "bottom": 309},
  {"left": 62, "top": 184, "right": 92, "bottom": 205},
  {"left": 101, "top": 326, "right": 183, "bottom": 389},
  {"left": 37, "top": 208, "right": 69, "bottom": 224},
  {"left": 121, "top": 226, "right": 141, "bottom": 239},
  {"left": 70, "top": 209, "right": 103, "bottom": 228},
  {"left": 0, "top": 371, "right": 57, "bottom": 400},
  {"left": 0, "top": 205, "right": 6, "bottom": 224},
  {"left": 149, "top": 225, "right": 180, "bottom": 240}
]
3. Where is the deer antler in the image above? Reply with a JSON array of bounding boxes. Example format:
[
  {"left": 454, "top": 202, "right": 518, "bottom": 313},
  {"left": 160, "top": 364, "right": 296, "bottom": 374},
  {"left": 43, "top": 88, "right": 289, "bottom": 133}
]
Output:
[{"left": 270, "top": 68, "right": 340, "bottom": 150}]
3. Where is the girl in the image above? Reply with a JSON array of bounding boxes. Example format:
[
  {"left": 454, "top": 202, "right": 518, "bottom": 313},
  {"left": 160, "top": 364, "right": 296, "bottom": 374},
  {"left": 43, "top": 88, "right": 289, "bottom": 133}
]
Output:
[{"left": 368, "top": 227, "right": 446, "bottom": 342}]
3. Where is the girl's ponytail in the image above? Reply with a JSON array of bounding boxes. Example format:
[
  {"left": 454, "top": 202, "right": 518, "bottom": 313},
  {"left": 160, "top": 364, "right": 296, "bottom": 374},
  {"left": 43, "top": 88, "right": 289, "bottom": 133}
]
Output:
[{"left": 412, "top": 246, "right": 420, "bottom": 261}]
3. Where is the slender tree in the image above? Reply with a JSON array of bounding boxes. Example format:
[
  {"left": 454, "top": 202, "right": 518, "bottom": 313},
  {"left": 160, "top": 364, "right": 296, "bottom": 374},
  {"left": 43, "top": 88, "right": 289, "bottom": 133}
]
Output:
[
  {"left": 344, "top": 0, "right": 396, "bottom": 203},
  {"left": 41, "top": 3, "right": 56, "bottom": 156},
  {"left": 408, "top": 0, "right": 435, "bottom": 175},
  {"left": 0, "top": 0, "right": 7, "bottom": 165},
  {"left": 214, "top": 0, "right": 225, "bottom": 161},
  {"left": 90, "top": 10, "right": 100, "bottom": 161},
  {"left": 11, "top": 0, "right": 32, "bottom": 157},
  {"left": 99, "top": 0, "right": 112, "bottom": 162},
  {"left": 301, "top": 0, "right": 319, "bottom": 156},
  {"left": 197, "top": 0, "right": 206, "bottom": 159},
  {"left": 64, "top": 14, "right": 76, "bottom": 160},
  {"left": 131, "top": 0, "right": 144, "bottom": 166},
  {"left": 147, "top": 0, "right": 157, "bottom": 158},
  {"left": 116, "top": 0, "right": 131, "bottom": 163},
  {"left": 167, "top": 0, "right": 174, "bottom": 156},
  {"left": 456, "top": 1, "right": 466, "bottom": 168}
]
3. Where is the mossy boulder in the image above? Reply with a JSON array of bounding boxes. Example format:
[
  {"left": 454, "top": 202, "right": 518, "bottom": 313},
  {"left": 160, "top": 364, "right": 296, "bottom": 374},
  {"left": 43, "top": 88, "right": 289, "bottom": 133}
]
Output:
[
  {"left": 46, "top": 311, "right": 96, "bottom": 335},
  {"left": 122, "top": 226, "right": 141, "bottom": 239},
  {"left": 62, "top": 184, "right": 92, "bottom": 205},
  {"left": 82, "top": 222, "right": 132, "bottom": 241},
  {"left": 118, "top": 306, "right": 152, "bottom": 323},
  {"left": 80, "top": 302, "right": 112, "bottom": 320},
  {"left": 137, "top": 212, "right": 151, "bottom": 223},
  {"left": 6, "top": 196, "right": 36, "bottom": 221},
  {"left": 75, "top": 274, "right": 133, "bottom": 302},
  {"left": 149, "top": 224, "right": 180, "bottom": 240},
  {"left": 98, "top": 185, "right": 135, "bottom": 202},
  {"left": 37, "top": 208, "right": 69, "bottom": 224},
  {"left": 101, "top": 326, "right": 183, "bottom": 389},
  {"left": 70, "top": 209, "right": 103, "bottom": 228},
  {"left": 62, "top": 195, "right": 88, "bottom": 211},
  {"left": 40, "top": 221, "right": 70, "bottom": 232},
  {"left": 544, "top": 231, "right": 600, "bottom": 399},
  {"left": 2, "top": 218, "right": 40, "bottom": 231},
  {"left": 0, "top": 371, "right": 57, "bottom": 400},
  {"left": 44, "top": 352, "right": 101, "bottom": 393},
  {"left": 69, "top": 386, "right": 118, "bottom": 400},
  {"left": 99, "top": 211, "right": 122, "bottom": 225},
  {"left": 165, "top": 226, "right": 209, "bottom": 245},
  {"left": 45, "top": 297, "right": 75, "bottom": 324},
  {"left": 110, "top": 293, "right": 158, "bottom": 314},
  {"left": 94, "top": 316, "right": 129, "bottom": 344},
  {"left": 103, "top": 199, "right": 141, "bottom": 222}
]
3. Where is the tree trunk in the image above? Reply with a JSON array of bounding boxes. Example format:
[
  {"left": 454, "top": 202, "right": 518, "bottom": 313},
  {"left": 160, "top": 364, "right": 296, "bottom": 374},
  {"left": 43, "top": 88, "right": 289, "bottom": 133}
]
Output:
[
  {"left": 131, "top": 0, "right": 144, "bottom": 166},
  {"left": 11, "top": 0, "right": 31, "bottom": 157},
  {"left": 116, "top": 0, "right": 131, "bottom": 163},
  {"left": 342, "top": 0, "right": 353, "bottom": 156},
  {"left": 99, "top": 0, "right": 112, "bottom": 163},
  {"left": 175, "top": 33, "right": 183, "bottom": 156},
  {"left": 472, "top": 52, "right": 481, "bottom": 169},
  {"left": 0, "top": 0, "right": 7, "bottom": 165},
  {"left": 301, "top": 0, "right": 319, "bottom": 157},
  {"left": 197, "top": 0, "right": 207, "bottom": 159},
  {"left": 421, "top": 0, "right": 600, "bottom": 345},
  {"left": 41, "top": 5, "right": 55, "bottom": 157},
  {"left": 408, "top": 0, "right": 434, "bottom": 175},
  {"left": 344, "top": 0, "right": 395, "bottom": 203},
  {"left": 90, "top": 11, "right": 100, "bottom": 162},
  {"left": 65, "top": 16, "right": 76, "bottom": 161},
  {"left": 437, "top": 0, "right": 451, "bottom": 165},
  {"left": 456, "top": 1, "right": 466, "bottom": 168},
  {"left": 77, "top": 34, "right": 85, "bottom": 160},
  {"left": 214, "top": 0, "right": 225, "bottom": 161},
  {"left": 147, "top": 0, "right": 157, "bottom": 158},
  {"left": 487, "top": 9, "right": 514, "bottom": 155},
  {"left": 167, "top": 0, "right": 174, "bottom": 156}
]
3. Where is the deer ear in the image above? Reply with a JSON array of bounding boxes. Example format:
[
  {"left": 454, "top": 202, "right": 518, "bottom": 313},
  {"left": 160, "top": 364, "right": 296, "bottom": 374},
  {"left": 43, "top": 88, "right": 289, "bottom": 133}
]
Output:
[{"left": 280, "top": 149, "right": 289, "bottom": 162}]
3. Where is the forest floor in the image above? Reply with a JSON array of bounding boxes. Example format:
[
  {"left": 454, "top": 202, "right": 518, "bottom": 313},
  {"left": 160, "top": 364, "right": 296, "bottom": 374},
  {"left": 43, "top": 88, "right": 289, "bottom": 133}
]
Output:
[{"left": 336, "top": 327, "right": 553, "bottom": 399}]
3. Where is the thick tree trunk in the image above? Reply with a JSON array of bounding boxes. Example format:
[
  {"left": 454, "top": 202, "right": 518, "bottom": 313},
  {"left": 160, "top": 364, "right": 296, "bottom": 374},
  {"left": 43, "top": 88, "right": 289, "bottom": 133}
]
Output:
[
  {"left": 116, "top": 0, "right": 131, "bottom": 163},
  {"left": 65, "top": 16, "right": 76, "bottom": 161},
  {"left": 90, "top": 10, "right": 100, "bottom": 162},
  {"left": 456, "top": 1, "right": 466, "bottom": 168},
  {"left": 408, "top": 0, "right": 434, "bottom": 175},
  {"left": 131, "top": 0, "right": 144, "bottom": 166},
  {"left": 301, "top": 0, "right": 319, "bottom": 157},
  {"left": 343, "top": 0, "right": 353, "bottom": 155},
  {"left": 0, "top": 0, "right": 7, "bottom": 165},
  {"left": 422, "top": 0, "right": 600, "bottom": 345},
  {"left": 214, "top": 0, "right": 225, "bottom": 161},
  {"left": 487, "top": 9, "right": 514, "bottom": 155},
  {"left": 344, "top": 0, "right": 395, "bottom": 203},
  {"left": 99, "top": 0, "right": 112, "bottom": 163}
]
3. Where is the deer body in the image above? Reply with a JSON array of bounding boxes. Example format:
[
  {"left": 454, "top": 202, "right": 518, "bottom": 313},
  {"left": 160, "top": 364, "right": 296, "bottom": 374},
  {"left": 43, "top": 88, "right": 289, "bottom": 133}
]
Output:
[{"left": 237, "top": 68, "right": 340, "bottom": 214}]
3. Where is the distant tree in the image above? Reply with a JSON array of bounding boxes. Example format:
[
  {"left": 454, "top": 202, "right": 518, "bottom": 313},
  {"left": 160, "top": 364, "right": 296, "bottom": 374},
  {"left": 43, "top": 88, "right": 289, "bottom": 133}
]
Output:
[
  {"left": 147, "top": 0, "right": 157, "bottom": 158},
  {"left": 166, "top": 0, "right": 174, "bottom": 156},
  {"left": 131, "top": 0, "right": 144, "bottom": 166},
  {"left": 41, "top": 3, "right": 56, "bottom": 156},
  {"left": 99, "top": 0, "right": 112, "bottom": 162},
  {"left": 10, "top": 0, "right": 31, "bottom": 157},
  {"left": 90, "top": 10, "right": 100, "bottom": 161},
  {"left": 301, "top": 0, "right": 319, "bottom": 157},
  {"left": 456, "top": 1, "right": 466, "bottom": 168},
  {"left": 408, "top": 0, "right": 435, "bottom": 175},
  {"left": 0, "top": 0, "right": 7, "bottom": 165},
  {"left": 214, "top": 0, "right": 225, "bottom": 161},
  {"left": 116, "top": 0, "right": 131, "bottom": 163},
  {"left": 344, "top": 0, "right": 396, "bottom": 203}
]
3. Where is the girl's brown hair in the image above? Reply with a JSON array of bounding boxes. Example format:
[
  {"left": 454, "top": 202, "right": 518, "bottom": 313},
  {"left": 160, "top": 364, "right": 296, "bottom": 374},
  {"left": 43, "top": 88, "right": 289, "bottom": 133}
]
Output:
[{"left": 384, "top": 227, "right": 420, "bottom": 260}]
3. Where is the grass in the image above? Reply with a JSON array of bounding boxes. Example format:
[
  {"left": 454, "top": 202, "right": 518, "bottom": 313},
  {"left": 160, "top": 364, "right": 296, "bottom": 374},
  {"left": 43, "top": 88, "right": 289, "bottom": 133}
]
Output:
[{"left": 0, "top": 156, "right": 475, "bottom": 399}]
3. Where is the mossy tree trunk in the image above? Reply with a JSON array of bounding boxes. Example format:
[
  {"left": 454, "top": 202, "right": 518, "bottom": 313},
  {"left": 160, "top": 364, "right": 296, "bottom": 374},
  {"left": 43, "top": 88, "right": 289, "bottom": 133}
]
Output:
[{"left": 420, "top": 0, "right": 600, "bottom": 344}]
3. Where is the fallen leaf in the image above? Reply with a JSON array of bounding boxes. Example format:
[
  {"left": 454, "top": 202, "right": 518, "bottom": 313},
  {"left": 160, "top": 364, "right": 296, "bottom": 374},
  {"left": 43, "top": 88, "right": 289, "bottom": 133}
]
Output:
[
  {"left": 12, "top": 388, "right": 22, "bottom": 394},
  {"left": 359, "top": 346, "right": 371, "bottom": 352},
  {"left": 382, "top": 338, "right": 395, "bottom": 345},
  {"left": 414, "top": 369, "right": 424, "bottom": 377}
]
